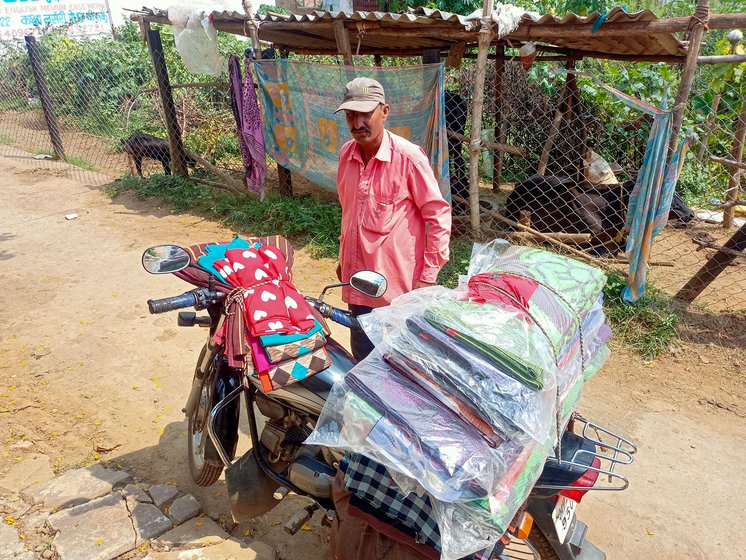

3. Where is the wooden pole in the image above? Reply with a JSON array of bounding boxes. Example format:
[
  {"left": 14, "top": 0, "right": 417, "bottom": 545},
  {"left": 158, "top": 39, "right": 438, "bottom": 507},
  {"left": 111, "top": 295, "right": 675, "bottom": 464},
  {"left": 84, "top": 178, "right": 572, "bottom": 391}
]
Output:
[
  {"left": 668, "top": 0, "right": 709, "bottom": 163},
  {"left": 538, "top": 61, "right": 574, "bottom": 176},
  {"left": 723, "top": 94, "right": 746, "bottom": 229},
  {"left": 468, "top": 3, "right": 494, "bottom": 232},
  {"left": 492, "top": 45, "right": 505, "bottom": 191},
  {"left": 24, "top": 36, "right": 65, "bottom": 161},
  {"left": 676, "top": 223, "right": 746, "bottom": 302},
  {"left": 241, "top": 0, "right": 261, "bottom": 53},
  {"left": 277, "top": 166, "right": 293, "bottom": 197},
  {"left": 333, "top": 21, "right": 353, "bottom": 65},
  {"left": 146, "top": 29, "right": 189, "bottom": 176}
]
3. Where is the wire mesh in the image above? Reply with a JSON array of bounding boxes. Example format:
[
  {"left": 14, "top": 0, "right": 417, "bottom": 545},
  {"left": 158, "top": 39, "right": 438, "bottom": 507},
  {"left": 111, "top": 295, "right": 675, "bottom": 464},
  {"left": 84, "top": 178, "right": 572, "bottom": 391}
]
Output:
[{"left": 1, "top": 31, "right": 744, "bottom": 310}]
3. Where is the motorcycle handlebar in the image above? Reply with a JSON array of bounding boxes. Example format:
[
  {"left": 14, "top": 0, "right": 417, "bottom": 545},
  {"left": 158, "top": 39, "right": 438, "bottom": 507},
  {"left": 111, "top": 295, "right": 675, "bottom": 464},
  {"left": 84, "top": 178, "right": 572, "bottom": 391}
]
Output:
[{"left": 147, "top": 292, "right": 197, "bottom": 314}]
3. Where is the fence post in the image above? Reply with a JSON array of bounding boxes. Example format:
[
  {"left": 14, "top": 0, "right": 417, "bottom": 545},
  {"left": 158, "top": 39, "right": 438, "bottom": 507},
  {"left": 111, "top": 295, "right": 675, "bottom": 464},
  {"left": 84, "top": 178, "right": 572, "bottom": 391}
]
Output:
[
  {"left": 667, "top": 0, "right": 709, "bottom": 163},
  {"left": 467, "top": 0, "right": 494, "bottom": 232},
  {"left": 723, "top": 94, "right": 746, "bottom": 228},
  {"left": 24, "top": 35, "right": 65, "bottom": 161},
  {"left": 675, "top": 222, "right": 746, "bottom": 302},
  {"left": 492, "top": 44, "right": 505, "bottom": 191},
  {"left": 146, "top": 28, "right": 189, "bottom": 176}
]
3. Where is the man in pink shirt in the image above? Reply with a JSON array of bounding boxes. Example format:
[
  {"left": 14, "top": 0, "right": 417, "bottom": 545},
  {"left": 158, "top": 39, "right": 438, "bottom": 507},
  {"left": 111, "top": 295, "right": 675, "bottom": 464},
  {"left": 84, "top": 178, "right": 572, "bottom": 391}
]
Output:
[{"left": 334, "top": 77, "right": 452, "bottom": 359}]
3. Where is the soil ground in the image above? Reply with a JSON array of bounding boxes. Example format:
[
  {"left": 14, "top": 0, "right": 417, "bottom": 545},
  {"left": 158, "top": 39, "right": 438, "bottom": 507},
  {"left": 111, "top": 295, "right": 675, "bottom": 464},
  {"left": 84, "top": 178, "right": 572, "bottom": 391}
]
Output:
[{"left": 0, "top": 145, "right": 744, "bottom": 560}]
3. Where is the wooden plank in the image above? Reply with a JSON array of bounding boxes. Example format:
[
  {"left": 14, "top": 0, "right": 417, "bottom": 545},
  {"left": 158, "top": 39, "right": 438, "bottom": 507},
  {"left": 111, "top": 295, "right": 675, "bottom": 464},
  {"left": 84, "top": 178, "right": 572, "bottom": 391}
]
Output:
[
  {"left": 447, "top": 129, "right": 524, "bottom": 156},
  {"left": 537, "top": 61, "right": 573, "bottom": 176},
  {"left": 676, "top": 223, "right": 746, "bottom": 302},
  {"left": 24, "top": 36, "right": 65, "bottom": 161},
  {"left": 147, "top": 29, "right": 189, "bottom": 176},
  {"left": 334, "top": 20, "right": 353, "bottom": 65}
]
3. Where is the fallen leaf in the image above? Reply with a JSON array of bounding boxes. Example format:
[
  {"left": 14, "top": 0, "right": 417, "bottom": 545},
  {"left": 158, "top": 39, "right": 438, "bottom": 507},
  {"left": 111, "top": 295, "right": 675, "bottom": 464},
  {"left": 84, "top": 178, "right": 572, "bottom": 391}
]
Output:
[
  {"left": 132, "top": 386, "right": 140, "bottom": 391},
  {"left": 301, "top": 523, "right": 313, "bottom": 531},
  {"left": 157, "top": 428, "right": 164, "bottom": 436},
  {"left": 97, "top": 538, "right": 103, "bottom": 546},
  {"left": 18, "top": 533, "right": 25, "bottom": 540},
  {"left": 92, "top": 454, "right": 100, "bottom": 460},
  {"left": 245, "top": 529, "right": 252, "bottom": 537},
  {"left": 139, "top": 544, "right": 148, "bottom": 551},
  {"left": 5, "top": 515, "right": 17, "bottom": 526},
  {"left": 195, "top": 522, "right": 203, "bottom": 527},
  {"left": 646, "top": 528, "right": 654, "bottom": 536}
]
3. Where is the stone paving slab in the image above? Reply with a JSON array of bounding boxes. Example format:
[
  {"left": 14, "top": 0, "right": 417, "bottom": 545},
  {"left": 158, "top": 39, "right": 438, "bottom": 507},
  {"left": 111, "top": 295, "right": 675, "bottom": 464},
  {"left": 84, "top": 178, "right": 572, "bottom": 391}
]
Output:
[
  {"left": 123, "top": 483, "right": 152, "bottom": 504},
  {"left": 130, "top": 501, "right": 173, "bottom": 544},
  {"left": 149, "top": 484, "right": 178, "bottom": 509},
  {"left": 0, "top": 454, "right": 55, "bottom": 494},
  {"left": 154, "top": 517, "right": 231, "bottom": 547},
  {"left": 0, "top": 523, "right": 35, "bottom": 559},
  {"left": 144, "top": 538, "right": 276, "bottom": 560},
  {"left": 167, "top": 494, "right": 200, "bottom": 525},
  {"left": 22, "top": 464, "right": 130, "bottom": 510},
  {"left": 48, "top": 492, "right": 136, "bottom": 560}
]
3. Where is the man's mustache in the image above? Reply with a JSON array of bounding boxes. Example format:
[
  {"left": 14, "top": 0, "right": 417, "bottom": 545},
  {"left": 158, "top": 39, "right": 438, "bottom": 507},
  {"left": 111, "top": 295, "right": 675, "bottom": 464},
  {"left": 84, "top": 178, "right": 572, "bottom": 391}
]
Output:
[{"left": 351, "top": 127, "right": 370, "bottom": 134}]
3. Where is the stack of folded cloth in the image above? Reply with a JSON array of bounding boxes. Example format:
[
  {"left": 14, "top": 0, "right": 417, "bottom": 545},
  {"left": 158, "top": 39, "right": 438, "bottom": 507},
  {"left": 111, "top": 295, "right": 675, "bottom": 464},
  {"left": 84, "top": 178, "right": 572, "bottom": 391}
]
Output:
[
  {"left": 308, "top": 240, "right": 613, "bottom": 560},
  {"left": 197, "top": 237, "right": 330, "bottom": 392}
]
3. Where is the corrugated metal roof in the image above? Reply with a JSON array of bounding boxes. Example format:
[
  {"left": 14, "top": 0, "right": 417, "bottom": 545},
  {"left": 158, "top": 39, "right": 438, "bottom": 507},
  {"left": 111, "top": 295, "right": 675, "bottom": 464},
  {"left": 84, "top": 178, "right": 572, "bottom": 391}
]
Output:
[{"left": 132, "top": 5, "right": 686, "bottom": 59}]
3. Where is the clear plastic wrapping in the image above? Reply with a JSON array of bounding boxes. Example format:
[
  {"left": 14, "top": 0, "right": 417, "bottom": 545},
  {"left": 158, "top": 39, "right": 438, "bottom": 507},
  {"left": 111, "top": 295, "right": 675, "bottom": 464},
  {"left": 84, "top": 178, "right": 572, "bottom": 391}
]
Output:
[
  {"left": 307, "top": 354, "right": 533, "bottom": 502},
  {"left": 309, "top": 240, "right": 613, "bottom": 560}
]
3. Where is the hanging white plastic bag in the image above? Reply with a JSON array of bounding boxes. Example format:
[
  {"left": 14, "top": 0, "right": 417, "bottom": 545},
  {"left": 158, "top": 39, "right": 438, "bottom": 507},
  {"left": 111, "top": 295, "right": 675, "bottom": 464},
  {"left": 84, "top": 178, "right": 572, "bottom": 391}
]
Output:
[{"left": 168, "top": 2, "right": 227, "bottom": 77}]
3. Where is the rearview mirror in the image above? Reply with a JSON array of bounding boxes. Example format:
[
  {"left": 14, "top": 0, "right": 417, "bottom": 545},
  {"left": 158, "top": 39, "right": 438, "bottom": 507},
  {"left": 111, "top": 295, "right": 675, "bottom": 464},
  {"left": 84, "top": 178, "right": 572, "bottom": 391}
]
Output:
[
  {"left": 142, "top": 245, "right": 190, "bottom": 274},
  {"left": 349, "top": 270, "right": 387, "bottom": 298}
]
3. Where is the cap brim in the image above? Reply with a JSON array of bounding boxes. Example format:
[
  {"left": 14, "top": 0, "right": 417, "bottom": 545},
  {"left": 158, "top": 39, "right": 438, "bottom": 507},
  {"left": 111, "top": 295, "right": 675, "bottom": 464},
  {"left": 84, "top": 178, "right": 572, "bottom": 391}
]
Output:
[{"left": 334, "top": 100, "right": 381, "bottom": 114}]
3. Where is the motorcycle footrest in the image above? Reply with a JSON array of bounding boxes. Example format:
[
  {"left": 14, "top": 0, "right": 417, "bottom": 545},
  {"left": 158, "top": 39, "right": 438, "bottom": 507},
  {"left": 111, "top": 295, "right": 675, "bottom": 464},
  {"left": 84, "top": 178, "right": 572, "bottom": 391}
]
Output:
[{"left": 178, "top": 312, "right": 211, "bottom": 327}]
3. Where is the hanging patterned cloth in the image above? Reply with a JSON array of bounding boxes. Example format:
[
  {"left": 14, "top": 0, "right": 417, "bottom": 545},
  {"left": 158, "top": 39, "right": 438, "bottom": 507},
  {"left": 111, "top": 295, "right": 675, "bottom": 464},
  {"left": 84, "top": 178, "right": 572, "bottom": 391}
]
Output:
[{"left": 228, "top": 54, "right": 266, "bottom": 195}]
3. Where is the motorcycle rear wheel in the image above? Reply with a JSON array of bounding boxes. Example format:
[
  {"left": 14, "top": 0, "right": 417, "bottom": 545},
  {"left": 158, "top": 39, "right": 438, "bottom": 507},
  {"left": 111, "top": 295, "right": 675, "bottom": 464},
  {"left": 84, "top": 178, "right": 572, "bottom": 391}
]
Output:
[{"left": 187, "top": 367, "right": 224, "bottom": 487}]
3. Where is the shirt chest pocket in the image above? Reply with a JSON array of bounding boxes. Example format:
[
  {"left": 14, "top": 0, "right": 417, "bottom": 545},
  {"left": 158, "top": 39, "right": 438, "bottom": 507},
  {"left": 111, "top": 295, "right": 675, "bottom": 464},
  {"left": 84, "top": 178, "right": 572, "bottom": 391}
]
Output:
[{"left": 361, "top": 193, "right": 395, "bottom": 235}]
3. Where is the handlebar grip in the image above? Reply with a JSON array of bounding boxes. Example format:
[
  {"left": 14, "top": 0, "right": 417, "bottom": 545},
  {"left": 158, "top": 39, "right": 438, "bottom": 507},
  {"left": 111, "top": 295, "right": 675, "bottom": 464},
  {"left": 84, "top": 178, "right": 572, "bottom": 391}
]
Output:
[
  {"left": 147, "top": 292, "right": 197, "bottom": 314},
  {"left": 329, "top": 308, "right": 359, "bottom": 329}
]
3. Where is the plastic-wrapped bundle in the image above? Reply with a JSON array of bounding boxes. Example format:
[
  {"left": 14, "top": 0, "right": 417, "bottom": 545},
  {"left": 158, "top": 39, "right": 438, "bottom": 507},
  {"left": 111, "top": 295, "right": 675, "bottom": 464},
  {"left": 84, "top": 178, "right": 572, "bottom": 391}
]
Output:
[
  {"left": 465, "top": 240, "right": 608, "bottom": 393},
  {"left": 307, "top": 354, "right": 532, "bottom": 502}
]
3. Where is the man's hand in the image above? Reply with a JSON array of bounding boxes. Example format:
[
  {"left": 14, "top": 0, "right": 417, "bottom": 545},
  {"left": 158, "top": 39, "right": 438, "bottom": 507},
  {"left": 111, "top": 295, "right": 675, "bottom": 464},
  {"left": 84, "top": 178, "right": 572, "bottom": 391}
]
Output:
[
  {"left": 415, "top": 280, "right": 435, "bottom": 290},
  {"left": 336, "top": 262, "right": 342, "bottom": 282}
]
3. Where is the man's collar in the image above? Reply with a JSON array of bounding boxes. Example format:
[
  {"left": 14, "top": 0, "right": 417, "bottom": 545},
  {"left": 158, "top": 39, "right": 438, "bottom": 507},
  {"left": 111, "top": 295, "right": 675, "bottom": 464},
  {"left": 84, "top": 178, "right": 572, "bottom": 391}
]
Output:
[{"left": 347, "top": 130, "right": 392, "bottom": 164}]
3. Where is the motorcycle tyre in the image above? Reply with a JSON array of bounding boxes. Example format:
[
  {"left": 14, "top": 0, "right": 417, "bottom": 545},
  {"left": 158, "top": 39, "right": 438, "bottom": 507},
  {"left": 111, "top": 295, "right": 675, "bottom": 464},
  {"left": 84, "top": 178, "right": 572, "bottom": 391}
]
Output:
[{"left": 187, "top": 357, "right": 225, "bottom": 487}]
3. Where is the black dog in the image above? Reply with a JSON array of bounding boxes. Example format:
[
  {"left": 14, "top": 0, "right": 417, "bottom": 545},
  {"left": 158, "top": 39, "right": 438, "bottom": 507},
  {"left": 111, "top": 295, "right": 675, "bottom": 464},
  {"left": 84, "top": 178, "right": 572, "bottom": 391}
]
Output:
[{"left": 121, "top": 133, "right": 195, "bottom": 177}]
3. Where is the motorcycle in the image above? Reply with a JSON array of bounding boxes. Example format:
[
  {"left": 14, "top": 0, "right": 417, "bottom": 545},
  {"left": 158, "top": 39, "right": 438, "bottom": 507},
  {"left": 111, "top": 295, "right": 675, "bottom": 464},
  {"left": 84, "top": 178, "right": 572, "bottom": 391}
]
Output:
[{"left": 142, "top": 243, "right": 636, "bottom": 560}]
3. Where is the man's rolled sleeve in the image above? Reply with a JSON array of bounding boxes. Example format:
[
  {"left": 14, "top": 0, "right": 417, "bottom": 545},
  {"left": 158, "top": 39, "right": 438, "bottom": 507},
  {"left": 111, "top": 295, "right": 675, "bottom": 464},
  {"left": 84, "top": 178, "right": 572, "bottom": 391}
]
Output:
[{"left": 409, "top": 158, "right": 452, "bottom": 283}]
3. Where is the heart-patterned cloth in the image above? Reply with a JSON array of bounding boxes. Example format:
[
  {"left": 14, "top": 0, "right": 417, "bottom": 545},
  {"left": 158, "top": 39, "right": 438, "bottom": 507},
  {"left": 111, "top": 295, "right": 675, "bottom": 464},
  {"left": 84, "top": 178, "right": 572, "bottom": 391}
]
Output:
[{"left": 211, "top": 244, "right": 316, "bottom": 336}]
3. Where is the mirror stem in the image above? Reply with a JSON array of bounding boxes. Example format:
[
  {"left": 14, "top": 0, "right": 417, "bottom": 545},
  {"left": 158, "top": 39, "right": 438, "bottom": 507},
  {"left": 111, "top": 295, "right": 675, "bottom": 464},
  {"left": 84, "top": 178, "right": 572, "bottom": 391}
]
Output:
[{"left": 319, "top": 282, "right": 349, "bottom": 303}]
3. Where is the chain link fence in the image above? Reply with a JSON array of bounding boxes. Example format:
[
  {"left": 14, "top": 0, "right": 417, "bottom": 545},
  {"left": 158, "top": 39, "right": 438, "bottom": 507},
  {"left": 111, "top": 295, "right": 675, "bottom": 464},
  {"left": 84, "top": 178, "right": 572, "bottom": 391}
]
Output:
[{"left": 0, "top": 27, "right": 744, "bottom": 310}]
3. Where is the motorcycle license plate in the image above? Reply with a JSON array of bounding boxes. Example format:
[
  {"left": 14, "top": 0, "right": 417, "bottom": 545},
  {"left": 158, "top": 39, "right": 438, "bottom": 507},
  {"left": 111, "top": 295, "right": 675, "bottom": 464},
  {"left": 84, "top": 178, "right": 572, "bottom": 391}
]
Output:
[{"left": 552, "top": 495, "right": 577, "bottom": 544}]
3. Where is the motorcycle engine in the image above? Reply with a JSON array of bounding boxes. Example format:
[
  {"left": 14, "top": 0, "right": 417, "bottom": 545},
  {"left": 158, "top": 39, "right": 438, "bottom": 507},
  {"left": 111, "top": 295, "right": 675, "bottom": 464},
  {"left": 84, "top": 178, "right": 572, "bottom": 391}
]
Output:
[{"left": 260, "top": 419, "right": 311, "bottom": 464}]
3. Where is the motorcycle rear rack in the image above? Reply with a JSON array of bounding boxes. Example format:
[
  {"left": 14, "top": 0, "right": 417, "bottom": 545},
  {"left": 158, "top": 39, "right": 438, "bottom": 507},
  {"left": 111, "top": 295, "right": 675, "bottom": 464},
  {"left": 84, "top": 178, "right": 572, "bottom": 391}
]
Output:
[{"left": 533, "top": 413, "right": 637, "bottom": 493}]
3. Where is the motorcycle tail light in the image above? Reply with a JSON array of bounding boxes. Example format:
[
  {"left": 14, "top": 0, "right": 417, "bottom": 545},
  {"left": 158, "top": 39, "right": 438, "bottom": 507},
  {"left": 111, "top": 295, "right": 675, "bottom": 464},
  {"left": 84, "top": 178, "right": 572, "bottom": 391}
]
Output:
[
  {"left": 515, "top": 511, "right": 534, "bottom": 540},
  {"left": 559, "top": 457, "right": 601, "bottom": 503}
]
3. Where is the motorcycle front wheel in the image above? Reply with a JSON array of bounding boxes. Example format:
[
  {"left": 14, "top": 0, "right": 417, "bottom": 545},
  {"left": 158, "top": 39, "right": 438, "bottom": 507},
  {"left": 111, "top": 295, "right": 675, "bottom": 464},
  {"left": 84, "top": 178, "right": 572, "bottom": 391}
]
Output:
[{"left": 187, "top": 354, "right": 225, "bottom": 487}]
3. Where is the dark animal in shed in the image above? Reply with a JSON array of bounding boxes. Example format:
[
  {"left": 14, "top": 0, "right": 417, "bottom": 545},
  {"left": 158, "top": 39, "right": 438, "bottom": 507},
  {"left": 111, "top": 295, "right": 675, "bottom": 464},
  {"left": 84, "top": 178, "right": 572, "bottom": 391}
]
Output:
[
  {"left": 504, "top": 174, "right": 636, "bottom": 255},
  {"left": 444, "top": 91, "right": 469, "bottom": 211},
  {"left": 121, "top": 133, "right": 195, "bottom": 177}
]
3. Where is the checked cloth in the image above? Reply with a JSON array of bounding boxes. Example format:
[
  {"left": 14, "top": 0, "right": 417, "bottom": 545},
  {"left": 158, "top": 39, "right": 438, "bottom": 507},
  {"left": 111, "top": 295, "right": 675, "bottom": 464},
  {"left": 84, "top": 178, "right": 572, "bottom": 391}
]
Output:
[{"left": 342, "top": 453, "right": 441, "bottom": 550}]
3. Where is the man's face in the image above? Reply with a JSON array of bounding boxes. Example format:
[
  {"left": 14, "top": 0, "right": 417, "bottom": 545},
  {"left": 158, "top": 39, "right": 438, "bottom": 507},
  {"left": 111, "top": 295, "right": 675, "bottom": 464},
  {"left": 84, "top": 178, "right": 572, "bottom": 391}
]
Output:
[{"left": 345, "top": 104, "right": 390, "bottom": 150}]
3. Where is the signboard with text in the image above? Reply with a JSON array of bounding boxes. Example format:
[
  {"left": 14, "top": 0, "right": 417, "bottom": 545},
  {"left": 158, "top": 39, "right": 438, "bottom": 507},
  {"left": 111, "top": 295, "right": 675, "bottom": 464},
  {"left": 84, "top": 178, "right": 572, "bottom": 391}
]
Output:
[{"left": 1, "top": 0, "right": 112, "bottom": 40}]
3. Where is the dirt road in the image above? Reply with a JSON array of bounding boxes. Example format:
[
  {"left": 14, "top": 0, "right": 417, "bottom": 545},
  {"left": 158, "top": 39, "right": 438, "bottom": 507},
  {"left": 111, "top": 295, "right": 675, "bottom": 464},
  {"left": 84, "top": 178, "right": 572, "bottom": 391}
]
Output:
[{"left": 1, "top": 146, "right": 744, "bottom": 559}]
